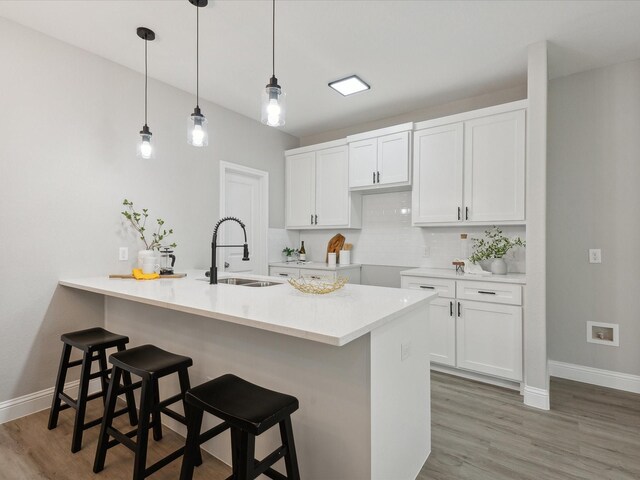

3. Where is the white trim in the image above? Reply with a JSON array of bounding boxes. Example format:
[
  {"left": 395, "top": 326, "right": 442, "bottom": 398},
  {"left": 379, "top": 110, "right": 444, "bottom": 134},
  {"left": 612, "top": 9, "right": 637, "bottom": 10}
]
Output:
[
  {"left": 523, "top": 385, "right": 550, "bottom": 410},
  {"left": 346, "top": 122, "right": 414, "bottom": 143},
  {"left": 549, "top": 360, "right": 640, "bottom": 394},
  {"left": 0, "top": 379, "right": 101, "bottom": 425},
  {"left": 431, "top": 364, "right": 521, "bottom": 391},
  {"left": 285, "top": 138, "right": 346, "bottom": 156},
  {"left": 414, "top": 99, "right": 528, "bottom": 131},
  {"left": 219, "top": 161, "right": 269, "bottom": 276}
]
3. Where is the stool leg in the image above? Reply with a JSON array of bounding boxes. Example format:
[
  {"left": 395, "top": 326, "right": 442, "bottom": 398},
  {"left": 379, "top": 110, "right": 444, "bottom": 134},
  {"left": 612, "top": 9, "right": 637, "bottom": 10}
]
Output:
[
  {"left": 178, "top": 405, "right": 203, "bottom": 480},
  {"left": 133, "top": 379, "right": 152, "bottom": 480},
  {"left": 279, "top": 417, "right": 300, "bottom": 480},
  {"left": 178, "top": 368, "right": 202, "bottom": 466},
  {"left": 117, "top": 343, "right": 139, "bottom": 427},
  {"left": 151, "top": 379, "right": 163, "bottom": 441},
  {"left": 48, "top": 343, "right": 71, "bottom": 430},
  {"left": 237, "top": 431, "right": 256, "bottom": 480},
  {"left": 71, "top": 351, "right": 92, "bottom": 453},
  {"left": 97, "top": 350, "right": 110, "bottom": 405},
  {"left": 230, "top": 427, "right": 242, "bottom": 478},
  {"left": 93, "top": 366, "right": 122, "bottom": 473}
]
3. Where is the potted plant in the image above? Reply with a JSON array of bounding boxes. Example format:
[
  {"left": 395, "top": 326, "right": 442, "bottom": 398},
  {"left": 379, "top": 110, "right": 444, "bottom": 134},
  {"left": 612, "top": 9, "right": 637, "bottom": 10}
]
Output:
[
  {"left": 282, "top": 247, "right": 299, "bottom": 263},
  {"left": 121, "top": 199, "right": 177, "bottom": 267},
  {"left": 468, "top": 227, "right": 525, "bottom": 274}
]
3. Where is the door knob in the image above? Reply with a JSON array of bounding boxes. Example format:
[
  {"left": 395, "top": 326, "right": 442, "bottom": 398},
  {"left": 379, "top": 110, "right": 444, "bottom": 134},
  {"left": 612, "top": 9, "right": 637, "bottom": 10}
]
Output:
[{"left": 224, "top": 262, "right": 230, "bottom": 268}]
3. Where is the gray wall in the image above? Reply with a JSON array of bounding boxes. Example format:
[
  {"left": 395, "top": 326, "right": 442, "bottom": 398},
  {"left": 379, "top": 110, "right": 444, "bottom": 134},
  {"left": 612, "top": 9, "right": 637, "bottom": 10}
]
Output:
[
  {"left": 0, "top": 18, "right": 298, "bottom": 402},
  {"left": 547, "top": 59, "right": 640, "bottom": 375}
]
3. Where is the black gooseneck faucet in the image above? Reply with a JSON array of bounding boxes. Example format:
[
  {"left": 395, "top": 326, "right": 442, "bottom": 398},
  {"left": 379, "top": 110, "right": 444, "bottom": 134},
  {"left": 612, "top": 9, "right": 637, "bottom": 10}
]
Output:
[{"left": 209, "top": 217, "right": 250, "bottom": 284}]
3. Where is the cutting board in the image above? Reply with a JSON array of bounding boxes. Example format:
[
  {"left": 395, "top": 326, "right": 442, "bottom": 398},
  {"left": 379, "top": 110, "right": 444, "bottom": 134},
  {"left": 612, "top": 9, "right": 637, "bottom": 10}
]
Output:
[{"left": 109, "top": 273, "right": 187, "bottom": 279}]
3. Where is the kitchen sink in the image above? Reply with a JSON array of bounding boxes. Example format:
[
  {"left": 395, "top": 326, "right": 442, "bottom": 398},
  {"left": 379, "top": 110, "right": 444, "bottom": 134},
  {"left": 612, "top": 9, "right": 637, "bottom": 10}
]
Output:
[
  {"left": 218, "top": 277, "right": 260, "bottom": 285},
  {"left": 243, "top": 281, "right": 281, "bottom": 287}
]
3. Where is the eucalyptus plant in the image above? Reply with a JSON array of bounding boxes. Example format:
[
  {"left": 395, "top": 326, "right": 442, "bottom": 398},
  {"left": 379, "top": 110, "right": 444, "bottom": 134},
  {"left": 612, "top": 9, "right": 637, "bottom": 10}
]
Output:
[
  {"left": 121, "top": 199, "right": 176, "bottom": 251},
  {"left": 469, "top": 226, "right": 525, "bottom": 264}
]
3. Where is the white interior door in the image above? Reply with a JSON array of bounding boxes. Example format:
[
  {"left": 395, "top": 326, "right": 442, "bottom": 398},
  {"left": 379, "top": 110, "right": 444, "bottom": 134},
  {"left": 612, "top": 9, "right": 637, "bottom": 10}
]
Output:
[{"left": 220, "top": 162, "right": 268, "bottom": 275}]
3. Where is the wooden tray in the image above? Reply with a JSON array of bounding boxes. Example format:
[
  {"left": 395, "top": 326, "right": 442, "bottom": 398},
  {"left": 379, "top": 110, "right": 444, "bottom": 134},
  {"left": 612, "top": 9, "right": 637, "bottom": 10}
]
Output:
[{"left": 109, "top": 273, "right": 187, "bottom": 279}]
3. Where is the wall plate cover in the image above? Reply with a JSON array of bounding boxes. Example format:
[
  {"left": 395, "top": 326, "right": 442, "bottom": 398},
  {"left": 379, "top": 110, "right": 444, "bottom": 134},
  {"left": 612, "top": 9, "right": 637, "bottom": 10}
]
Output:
[{"left": 589, "top": 249, "right": 601, "bottom": 264}]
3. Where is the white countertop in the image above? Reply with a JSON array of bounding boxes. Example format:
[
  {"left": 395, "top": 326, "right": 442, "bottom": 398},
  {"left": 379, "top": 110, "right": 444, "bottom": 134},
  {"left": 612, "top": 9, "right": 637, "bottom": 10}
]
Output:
[
  {"left": 269, "top": 261, "right": 361, "bottom": 271},
  {"left": 59, "top": 270, "right": 434, "bottom": 346},
  {"left": 400, "top": 267, "right": 526, "bottom": 285}
]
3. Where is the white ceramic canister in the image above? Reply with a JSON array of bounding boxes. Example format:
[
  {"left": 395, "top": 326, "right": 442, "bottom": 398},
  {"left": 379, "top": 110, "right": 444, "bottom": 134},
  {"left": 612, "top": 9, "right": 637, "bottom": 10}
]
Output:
[
  {"left": 339, "top": 250, "right": 351, "bottom": 265},
  {"left": 327, "top": 252, "right": 337, "bottom": 267}
]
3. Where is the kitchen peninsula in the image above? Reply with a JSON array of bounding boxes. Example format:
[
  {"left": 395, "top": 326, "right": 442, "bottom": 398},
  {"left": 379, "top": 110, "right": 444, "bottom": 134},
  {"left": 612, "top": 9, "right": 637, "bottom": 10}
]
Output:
[{"left": 59, "top": 270, "right": 435, "bottom": 480}]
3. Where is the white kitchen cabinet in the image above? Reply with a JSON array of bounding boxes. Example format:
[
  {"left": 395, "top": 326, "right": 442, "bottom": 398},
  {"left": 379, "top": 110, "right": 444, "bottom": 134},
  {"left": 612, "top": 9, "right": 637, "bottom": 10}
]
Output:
[
  {"left": 412, "top": 124, "right": 464, "bottom": 223},
  {"left": 456, "top": 300, "right": 523, "bottom": 381},
  {"left": 269, "top": 263, "right": 361, "bottom": 284},
  {"left": 285, "top": 140, "right": 361, "bottom": 230},
  {"left": 348, "top": 124, "right": 412, "bottom": 191},
  {"left": 412, "top": 101, "right": 526, "bottom": 226},
  {"left": 400, "top": 273, "right": 523, "bottom": 383}
]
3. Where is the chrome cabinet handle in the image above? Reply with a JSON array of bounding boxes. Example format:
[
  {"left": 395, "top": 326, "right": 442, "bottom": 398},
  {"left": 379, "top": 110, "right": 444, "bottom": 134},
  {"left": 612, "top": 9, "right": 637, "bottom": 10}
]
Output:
[
  {"left": 310, "top": 214, "right": 313, "bottom": 225},
  {"left": 373, "top": 172, "right": 376, "bottom": 184},
  {"left": 419, "top": 285, "right": 435, "bottom": 290},
  {"left": 458, "top": 207, "right": 461, "bottom": 220},
  {"left": 450, "top": 301, "right": 453, "bottom": 317},
  {"left": 279, "top": 273, "right": 289, "bottom": 277},
  {"left": 465, "top": 207, "right": 469, "bottom": 220},
  {"left": 478, "top": 290, "right": 496, "bottom": 295},
  {"left": 457, "top": 302, "right": 461, "bottom": 317},
  {"left": 315, "top": 214, "right": 318, "bottom": 224},
  {"left": 311, "top": 275, "right": 321, "bottom": 280},
  {"left": 377, "top": 171, "right": 380, "bottom": 183}
]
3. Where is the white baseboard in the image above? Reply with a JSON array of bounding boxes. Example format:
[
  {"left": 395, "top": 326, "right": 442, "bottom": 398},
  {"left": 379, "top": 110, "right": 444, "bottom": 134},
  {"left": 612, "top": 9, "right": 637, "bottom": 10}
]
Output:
[
  {"left": 549, "top": 360, "right": 640, "bottom": 394},
  {"left": 523, "top": 385, "right": 550, "bottom": 410},
  {"left": 0, "top": 379, "right": 101, "bottom": 425},
  {"left": 431, "top": 364, "right": 521, "bottom": 391}
]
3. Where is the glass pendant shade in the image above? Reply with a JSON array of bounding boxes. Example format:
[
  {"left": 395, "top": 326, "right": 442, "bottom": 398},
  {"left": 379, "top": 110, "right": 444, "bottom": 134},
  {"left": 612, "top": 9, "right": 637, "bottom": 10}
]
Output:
[
  {"left": 137, "top": 125, "right": 153, "bottom": 159},
  {"left": 261, "top": 77, "right": 286, "bottom": 127},
  {"left": 188, "top": 106, "right": 208, "bottom": 147}
]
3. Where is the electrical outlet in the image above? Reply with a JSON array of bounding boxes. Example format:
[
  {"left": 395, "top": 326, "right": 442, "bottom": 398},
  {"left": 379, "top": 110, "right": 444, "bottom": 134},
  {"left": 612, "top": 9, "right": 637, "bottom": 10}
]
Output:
[
  {"left": 401, "top": 342, "right": 411, "bottom": 361},
  {"left": 589, "top": 249, "right": 601, "bottom": 264},
  {"left": 119, "top": 247, "right": 129, "bottom": 261},
  {"left": 423, "top": 246, "right": 431, "bottom": 258}
]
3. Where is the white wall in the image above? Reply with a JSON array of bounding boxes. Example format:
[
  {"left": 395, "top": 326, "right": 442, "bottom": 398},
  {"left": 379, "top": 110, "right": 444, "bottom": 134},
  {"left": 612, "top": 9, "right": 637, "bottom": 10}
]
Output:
[
  {"left": 0, "top": 17, "right": 297, "bottom": 403},
  {"left": 547, "top": 58, "right": 640, "bottom": 376}
]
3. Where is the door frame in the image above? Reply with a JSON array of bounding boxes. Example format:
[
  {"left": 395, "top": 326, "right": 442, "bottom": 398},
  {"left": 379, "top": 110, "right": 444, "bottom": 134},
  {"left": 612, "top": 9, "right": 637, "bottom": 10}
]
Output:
[{"left": 219, "top": 161, "right": 269, "bottom": 275}]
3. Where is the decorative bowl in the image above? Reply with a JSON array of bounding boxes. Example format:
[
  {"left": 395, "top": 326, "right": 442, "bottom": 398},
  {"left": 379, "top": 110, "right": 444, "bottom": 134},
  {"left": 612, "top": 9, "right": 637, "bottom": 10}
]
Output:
[{"left": 288, "top": 276, "right": 348, "bottom": 295}]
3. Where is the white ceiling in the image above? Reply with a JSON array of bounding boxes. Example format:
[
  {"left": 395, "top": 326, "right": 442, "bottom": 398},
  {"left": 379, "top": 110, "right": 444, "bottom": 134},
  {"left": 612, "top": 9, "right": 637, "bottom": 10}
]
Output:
[{"left": 2, "top": 0, "right": 640, "bottom": 138}]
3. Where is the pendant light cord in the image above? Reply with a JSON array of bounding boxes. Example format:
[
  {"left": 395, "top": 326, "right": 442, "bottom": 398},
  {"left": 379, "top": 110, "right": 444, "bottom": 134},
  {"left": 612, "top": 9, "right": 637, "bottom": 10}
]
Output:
[
  {"left": 144, "top": 36, "right": 148, "bottom": 126},
  {"left": 196, "top": 5, "right": 200, "bottom": 108},
  {"left": 272, "top": 0, "right": 275, "bottom": 76}
]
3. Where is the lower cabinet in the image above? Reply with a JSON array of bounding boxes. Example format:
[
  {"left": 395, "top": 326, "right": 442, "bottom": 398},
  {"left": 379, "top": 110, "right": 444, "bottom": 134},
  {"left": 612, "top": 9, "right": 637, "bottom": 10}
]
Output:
[
  {"left": 269, "top": 265, "right": 361, "bottom": 284},
  {"left": 401, "top": 275, "right": 523, "bottom": 382}
]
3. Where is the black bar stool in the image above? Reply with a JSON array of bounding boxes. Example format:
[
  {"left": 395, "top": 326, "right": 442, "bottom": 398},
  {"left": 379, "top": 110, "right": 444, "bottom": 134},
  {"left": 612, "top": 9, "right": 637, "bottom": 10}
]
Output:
[
  {"left": 180, "top": 374, "right": 300, "bottom": 480},
  {"left": 93, "top": 344, "right": 202, "bottom": 480},
  {"left": 48, "top": 327, "right": 138, "bottom": 453}
]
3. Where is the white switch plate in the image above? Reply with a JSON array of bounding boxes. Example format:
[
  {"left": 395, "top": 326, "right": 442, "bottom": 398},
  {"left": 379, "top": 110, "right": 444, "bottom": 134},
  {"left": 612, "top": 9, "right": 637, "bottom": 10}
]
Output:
[
  {"left": 119, "top": 247, "right": 129, "bottom": 261},
  {"left": 589, "top": 249, "right": 601, "bottom": 264},
  {"left": 423, "top": 246, "right": 431, "bottom": 258}
]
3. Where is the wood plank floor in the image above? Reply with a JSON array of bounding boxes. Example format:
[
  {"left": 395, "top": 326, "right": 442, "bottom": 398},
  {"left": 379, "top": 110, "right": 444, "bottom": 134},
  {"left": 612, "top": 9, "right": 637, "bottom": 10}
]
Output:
[{"left": 1, "top": 372, "right": 639, "bottom": 479}]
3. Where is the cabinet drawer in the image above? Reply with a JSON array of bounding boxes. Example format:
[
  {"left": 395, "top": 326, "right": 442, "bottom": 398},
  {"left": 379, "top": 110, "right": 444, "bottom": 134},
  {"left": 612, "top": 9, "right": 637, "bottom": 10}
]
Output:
[
  {"left": 400, "top": 276, "right": 456, "bottom": 299},
  {"left": 456, "top": 281, "right": 521, "bottom": 306},
  {"left": 299, "top": 269, "right": 337, "bottom": 281},
  {"left": 269, "top": 267, "right": 299, "bottom": 279}
]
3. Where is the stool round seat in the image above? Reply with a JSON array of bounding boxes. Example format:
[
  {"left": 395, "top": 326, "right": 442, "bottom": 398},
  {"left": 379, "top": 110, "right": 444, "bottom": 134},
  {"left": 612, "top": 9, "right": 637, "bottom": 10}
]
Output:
[
  {"left": 186, "top": 374, "right": 299, "bottom": 435},
  {"left": 61, "top": 327, "right": 129, "bottom": 352},
  {"left": 110, "top": 344, "right": 192, "bottom": 380}
]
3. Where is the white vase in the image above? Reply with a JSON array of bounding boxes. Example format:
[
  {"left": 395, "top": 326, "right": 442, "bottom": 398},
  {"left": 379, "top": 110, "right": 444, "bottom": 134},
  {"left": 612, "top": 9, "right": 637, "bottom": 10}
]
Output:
[
  {"left": 490, "top": 258, "right": 508, "bottom": 275},
  {"left": 138, "top": 249, "right": 156, "bottom": 269}
]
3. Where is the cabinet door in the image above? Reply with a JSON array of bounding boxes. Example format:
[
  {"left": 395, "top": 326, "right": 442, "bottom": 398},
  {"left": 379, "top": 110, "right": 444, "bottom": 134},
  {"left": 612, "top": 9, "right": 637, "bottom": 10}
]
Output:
[
  {"left": 456, "top": 300, "right": 523, "bottom": 381},
  {"left": 377, "top": 131, "right": 410, "bottom": 185},
  {"left": 286, "top": 152, "right": 316, "bottom": 228},
  {"left": 348, "top": 138, "right": 377, "bottom": 188},
  {"left": 429, "top": 298, "right": 456, "bottom": 367},
  {"left": 412, "top": 124, "right": 464, "bottom": 224},
  {"left": 316, "top": 146, "right": 350, "bottom": 227},
  {"left": 463, "top": 109, "right": 525, "bottom": 222}
]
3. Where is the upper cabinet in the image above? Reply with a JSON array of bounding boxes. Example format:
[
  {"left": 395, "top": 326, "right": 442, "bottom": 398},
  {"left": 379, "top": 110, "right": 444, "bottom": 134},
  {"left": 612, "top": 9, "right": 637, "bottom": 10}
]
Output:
[
  {"left": 412, "top": 101, "right": 526, "bottom": 226},
  {"left": 347, "top": 123, "right": 413, "bottom": 191},
  {"left": 286, "top": 140, "right": 362, "bottom": 230}
]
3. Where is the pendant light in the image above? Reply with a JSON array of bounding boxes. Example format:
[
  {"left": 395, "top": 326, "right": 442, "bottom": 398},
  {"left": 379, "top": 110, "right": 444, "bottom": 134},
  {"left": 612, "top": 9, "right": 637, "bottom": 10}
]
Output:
[
  {"left": 261, "top": 0, "right": 286, "bottom": 127},
  {"left": 137, "top": 27, "right": 155, "bottom": 159},
  {"left": 187, "top": 0, "right": 209, "bottom": 147}
]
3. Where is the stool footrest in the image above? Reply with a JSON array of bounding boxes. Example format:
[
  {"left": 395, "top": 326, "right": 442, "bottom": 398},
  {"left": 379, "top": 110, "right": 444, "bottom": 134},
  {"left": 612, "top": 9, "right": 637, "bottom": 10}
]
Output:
[
  {"left": 89, "top": 368, "right": 111, "bottom": 380},
  {"left": 59, "top": 392, "right": 77, "bottom": 410},
  {"left": 200, "top": 422, "right": 229, "bottom": 445},
  {"left": 86, "top": 390, "right": 104, "bottom": 402},
  {"left": 118, "top": 380, "right": 143, "bottom": 394},
  {"left": 145, "top": 445, "right": 186, "bottom": 478},
  {"left": 160, "top": 406, "right": 186, "bottom": 425},
  {"left": 67, "top": 358, "right": 84, "bottom": 368},
  {"left": 254, "top": 446, "right": 287, "bottom": 479},
  {"left": 106, "top": 426, "right": 137, "bottom": 451},
  {"left": 157, "top": 392, "right": 182, "bottom": 410}
]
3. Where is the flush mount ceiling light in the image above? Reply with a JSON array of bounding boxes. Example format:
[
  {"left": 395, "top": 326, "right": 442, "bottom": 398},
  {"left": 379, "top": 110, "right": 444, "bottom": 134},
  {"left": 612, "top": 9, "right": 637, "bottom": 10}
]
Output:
[
  {"left": 261, "top": 0, "right": 286, "bottom": 127},
  {"left": 328, "top": 75, "right": 370, "bottom": 96},
  {"left": 137, "top": 27, "right": 155, "bottom": 159},
  {"left": 187, "top": 0, "right": 208, "bottom": 147}
]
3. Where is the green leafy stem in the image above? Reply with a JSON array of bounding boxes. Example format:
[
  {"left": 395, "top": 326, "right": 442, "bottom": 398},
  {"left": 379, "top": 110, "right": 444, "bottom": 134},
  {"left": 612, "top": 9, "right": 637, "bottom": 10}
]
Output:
[
  {"left": 121, "top": 199, "right": 176, "bottom": 251},
  {"left": 469, "top": 226, "right": 525, "bottom": 264}
]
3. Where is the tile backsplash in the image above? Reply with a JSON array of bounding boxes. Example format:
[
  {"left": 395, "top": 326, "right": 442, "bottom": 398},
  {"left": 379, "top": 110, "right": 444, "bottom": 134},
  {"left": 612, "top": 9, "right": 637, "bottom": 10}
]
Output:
[{"left": 297, "top": 191, "right": 526, "bottom": 272}]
